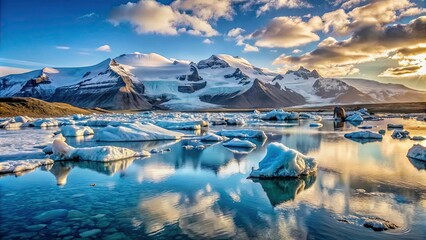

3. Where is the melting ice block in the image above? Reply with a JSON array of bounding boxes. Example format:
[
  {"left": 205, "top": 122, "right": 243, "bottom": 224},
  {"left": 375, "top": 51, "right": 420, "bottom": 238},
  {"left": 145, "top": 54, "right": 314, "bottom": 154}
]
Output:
[
  {"left": 51, "top": 139, "right": 150, "bottom": 162},
  {"left": 249, "top": 142, "right": 317, "bottom": 178}
]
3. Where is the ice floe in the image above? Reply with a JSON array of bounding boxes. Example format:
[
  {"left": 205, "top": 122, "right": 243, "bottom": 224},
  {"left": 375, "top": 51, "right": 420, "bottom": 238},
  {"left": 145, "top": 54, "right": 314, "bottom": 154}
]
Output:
[
  {"left": 222, "top": 139, "right": 256, "bottom": 148},
  {"left": 96, "top": 122, "right": 184, "bottom": 142},
  {"left": 309, "top": 122, "right": 323, "bottom": 128},
  {"left": 249, "top": 142, "right": 317, "bottom": 178},
  {"left": 61, "top": 126, "right": 94, "bottom": 137},
  {"left": 217, "top": 129, "right": 267, "bottom": 139},
  {"left": 155, "top": 120, "right": 208, "bottom": 130},
  {"left": 51, "top": 139, "right": 150, "bottom": 162},
  {"left": 407, "top": 144, "right": 426, "bottom": 162},
  {"left": 344, "top": 131, "right": 383, "bottom": 140},
  {"left": 198, "top": 132, "right": 228, "bottom": 142},
  {"left": 391, "top": 130, "right": 410, "bottom": 139},
  {"left": 260, "top": 110, "right": 299, "bottom": 121},
  {"left": 0, "top": 159, "right": 54, "bottom": 174},
  {"left": 345, "top": 112, "right": 363, "bottom": 122},
  {"left": 31, "top": 119, "right": 59, "bottom": 128}
]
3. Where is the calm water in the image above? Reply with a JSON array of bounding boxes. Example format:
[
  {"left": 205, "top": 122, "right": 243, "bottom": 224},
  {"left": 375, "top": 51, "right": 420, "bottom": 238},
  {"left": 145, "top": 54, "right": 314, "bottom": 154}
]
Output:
[{"left": 1, "top": 116, "right": 426, "bottom": 239}]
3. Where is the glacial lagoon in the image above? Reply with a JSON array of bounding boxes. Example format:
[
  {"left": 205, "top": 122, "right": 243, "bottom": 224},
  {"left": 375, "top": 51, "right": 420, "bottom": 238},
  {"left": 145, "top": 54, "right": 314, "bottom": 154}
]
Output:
[{"left": 1, "top": 113, "right": 426, "bottom": 239}]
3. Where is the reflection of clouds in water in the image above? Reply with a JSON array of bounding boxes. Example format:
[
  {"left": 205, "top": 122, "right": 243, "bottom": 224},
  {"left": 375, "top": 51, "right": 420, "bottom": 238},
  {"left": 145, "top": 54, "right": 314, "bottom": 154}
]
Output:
[
  {"left": 218, "top": 159, "right": 248, "bottom": 178},
  {"left": 138, "top": 188, "right": 237, "bottom": 238},
  {"left": 135, "top": 162, "right": 175, "bottom": 183},
  {"left": 309, "top": 134, "right": 426, "bottom": 188},
  {"left": 282, "top": 171, "right": 417, "bottom": 229}
]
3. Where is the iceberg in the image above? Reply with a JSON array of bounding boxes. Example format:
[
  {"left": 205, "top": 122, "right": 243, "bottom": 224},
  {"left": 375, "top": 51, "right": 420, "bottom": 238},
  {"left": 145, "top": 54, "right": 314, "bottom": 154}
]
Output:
[
  {"left": 61, "top": 126, "right": 94, "bottom": 137},
  {"left": 155, "top": 120, "right": 208, "bottom": 130},
  {"left": 0, "top": 159, "right": 54, "bottom": 174},
  {"left": 260, "top": 110, "right": 299, "bottom": 121},
  {"left": 391, "top": 130, "right": 410, "bottom": 139},
  {"left": 249, "top": 142, "right": 317, "bottom": 178},
  {"left": 223, "top": 139, "right": 256, "bottom": 148},
  {"left": 345, "top": 112, "right": 363, "bottom": 122},
  {"left": 225, "top": 118, "right": 245, "bottom": 125},
  {"left": 198, "top": 132, "right": 227, "bottom": 142},
  {"left": 217, "top": 129, "right": 267, "bottom": 139},
  {"left": 97, "top": 122, "right": 184, "bottom": 142},
  {"left": 407, "top": 144, "right": 426, "bottom": 162},
  {"left": 344, "top": 131, "right": 383, "bottom": 140},
  {"left": 387, "top": 123, "right": 403, "bottom": 129},
  {"left": 31, "top": 119, "right": 59, "bottom": 128},
  {"left": 51, "top": 139, "right": 150, "bottom": 162}
]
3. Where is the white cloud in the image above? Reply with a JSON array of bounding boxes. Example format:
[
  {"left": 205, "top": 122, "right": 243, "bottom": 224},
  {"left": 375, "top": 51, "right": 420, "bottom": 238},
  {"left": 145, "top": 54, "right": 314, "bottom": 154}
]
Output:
[
  {"left": 227, "top": 27, "right": 245, "bottom": 38},
  {"left": 252, "top": 16, "right": 322, "bottom": 48},
  {"left": 171, "top": 0, "right": 234, "bottom": 21},
  {"left": 0, "top": 66, "right": 31, "bottom": 77},
  {"left": 243, "top": 43, "right": 259, "bottom": 52},
  {"left": 96, "top": 45, "right": 111, "bottom": 52},
  {"left": 203, "top": 38, "right": 214, "bottom": 44},
  {"left": 109, "top": 0, "right": 219, "bottom": 37},
  {"left": 55, "top": 46, "right": 70, "bottom": 50},
  {"left": 77, "top": 12, "right": 98, "bottom": 19},
  {"left": 241, "top": 0, "right": 312, "bottom": 16},
  {"left": 292, "top": 49, "right": 302, "bottom": 54}
]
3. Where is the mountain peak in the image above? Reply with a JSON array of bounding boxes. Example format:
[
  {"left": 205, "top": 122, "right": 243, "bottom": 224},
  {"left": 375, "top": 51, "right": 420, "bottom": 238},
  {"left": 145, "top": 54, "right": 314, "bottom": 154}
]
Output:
[{"left": 285, "top": 66, "right": 322, "bottom": 79}]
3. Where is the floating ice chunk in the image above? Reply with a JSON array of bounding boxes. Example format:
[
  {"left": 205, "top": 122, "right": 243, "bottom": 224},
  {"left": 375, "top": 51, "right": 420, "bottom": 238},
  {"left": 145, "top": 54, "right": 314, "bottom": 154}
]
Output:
[
  {"left": 387, "top": 124, "right": 403, "bottom": 129},
  {"left": 344, "top": 131, "right": 383, "bottom": 139},
  {"left": 3, "top": 122, "right": 24, "bottom": 129},
  {"left": 32, "top": 119, "right": 59, "bottom": 128},
  {"left": 217, "top": 129, "right": 267, "bottom": 139},
  {"left": 155, "top": 120, "right": 208, "bottom": 130},
  {"left": 358, "top": 125, "right": 373, "bottom": 129},
  {"left": 85, "top": 120, "right": 121, "bottom": 127},
  {"left": 58, "top": 119, "right": 76, "bottom": 126},
  {"left": 198, "top": 132, "right": 227, "bottom": 142},
  {"left": 223, "top": 139, "right": 256, "bottom": 148},
  {"left": 309, "top": 123, "right": 323, "bottom": 128},
  {"left": 250, "top": 143, "right": 317, "bottom": 178},
  {"left": 0, "top": 159, "right": 54, "bottom": 174},
  {"left": 97, "top": 122, "right": 184, "bottom": 142},
  {"left": 260, "top": 110, "right": 298, "bottom": 121},
  {"left": 411, "top": 136, "right": 426, "bottom": 141},
  {"left": 225, "top": 118, "right": 245, "bottom": 125},
  {"left": 300, "top": 113, "right": 322, "bottom": 121},
  {"left": 391, "top": 130, "right": 410, "bottom": 139},
  {"left": 61, "top": 126, "right": 94, "bottom": 137},
  {"left": 51, "top": 139, "right": 150, "bottom": 162},
  {"left": 345, "top": 112, "right": 363, "bottom": 122},
  {"left": 407, "top": 144, "right": 426, "bottom": 161},
  {"left": 14, "top": 116, "right": 32, "bottom": 123}
]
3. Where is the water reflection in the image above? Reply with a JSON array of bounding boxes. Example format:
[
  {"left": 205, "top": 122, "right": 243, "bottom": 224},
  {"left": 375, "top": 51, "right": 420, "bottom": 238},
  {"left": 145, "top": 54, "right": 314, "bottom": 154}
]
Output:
[
  {"left": 48, "top": 158, "right": 139, "bottom": 185},
  {"left": 252, "top": 174, "right": 317, "bottom": 206},
  {"left": 407, "top": 157, "right": 426, "bottom": 170}
]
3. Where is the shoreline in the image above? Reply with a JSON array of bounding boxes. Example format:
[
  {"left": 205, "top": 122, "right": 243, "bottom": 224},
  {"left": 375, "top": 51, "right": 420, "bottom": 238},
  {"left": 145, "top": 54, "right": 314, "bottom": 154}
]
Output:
[{"left": 1, "top": 97, "right": 425, "bottom": 117}]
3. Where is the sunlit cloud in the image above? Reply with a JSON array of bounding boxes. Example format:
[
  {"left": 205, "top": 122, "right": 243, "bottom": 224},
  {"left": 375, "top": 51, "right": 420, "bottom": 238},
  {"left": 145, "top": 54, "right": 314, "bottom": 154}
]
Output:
[
  {"left": 96, "top": 44, "right": 111, "bottom": 52},
  {"left": 108, "top": 0, "right": 219, "bottom": 37}
]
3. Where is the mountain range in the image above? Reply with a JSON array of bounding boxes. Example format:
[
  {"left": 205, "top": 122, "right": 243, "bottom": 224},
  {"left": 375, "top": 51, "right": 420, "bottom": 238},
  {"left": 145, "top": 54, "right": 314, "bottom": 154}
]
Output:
[{"left": 0, "top": 53, "right": 425, "bottom": 110}]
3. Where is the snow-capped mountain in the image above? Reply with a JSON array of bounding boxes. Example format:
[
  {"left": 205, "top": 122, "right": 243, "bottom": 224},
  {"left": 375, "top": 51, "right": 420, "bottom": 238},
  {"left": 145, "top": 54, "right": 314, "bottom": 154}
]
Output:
[{"left": 0, "top": 53, "right": 424, "bottom": 110}]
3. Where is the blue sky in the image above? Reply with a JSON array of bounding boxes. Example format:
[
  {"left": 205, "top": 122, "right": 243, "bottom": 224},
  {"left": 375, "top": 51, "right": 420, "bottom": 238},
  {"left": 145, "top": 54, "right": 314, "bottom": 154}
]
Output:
[{"left": 0, "top": 0, "right": 425, "bottom": 89}]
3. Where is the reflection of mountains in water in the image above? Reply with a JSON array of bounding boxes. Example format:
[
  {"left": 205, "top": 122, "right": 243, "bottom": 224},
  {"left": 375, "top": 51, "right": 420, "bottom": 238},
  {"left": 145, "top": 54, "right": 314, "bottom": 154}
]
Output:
[
  {"left": 280, "top": 133, "right": 322, "bottom": 154},
  {"left": 252, "top": 174, "right": 317, "bottom": 206},
  {"left": 49, "top": 158, "right": 137, "bottom": 185}
]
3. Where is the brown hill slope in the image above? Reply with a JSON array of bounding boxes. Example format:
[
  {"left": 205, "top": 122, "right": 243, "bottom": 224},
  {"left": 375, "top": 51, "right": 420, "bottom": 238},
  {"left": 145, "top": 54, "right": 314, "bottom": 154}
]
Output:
[{"left": 0, "top": 97, "right": 109, "bottom": 117}]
